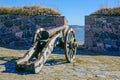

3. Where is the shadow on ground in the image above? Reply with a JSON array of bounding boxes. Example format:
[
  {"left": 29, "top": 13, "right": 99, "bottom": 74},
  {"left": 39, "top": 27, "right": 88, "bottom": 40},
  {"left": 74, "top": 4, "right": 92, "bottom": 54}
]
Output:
[
  {"left": 0, "top": 56, "right": 33, "bottom": 75},
  {"left": 45, "top": 58, "right": 68, "bottom": 66},
  {"left": 0, "top": 44, "right": 30, "bottom": 50},
  {"left": 1, "top": 43, "right": 119, "bottom": 56},
  {"left": 0, "top": 56, "right": 67, "bottom": 75},
  {"left": 0, "top": 56, "right": 23, "bottom": 74},
  {"left": 53, "top": 47, "right": 120, "bottom": 56},
  {"left": 77, "top": 48, "right": 120, "bottom": 56}
]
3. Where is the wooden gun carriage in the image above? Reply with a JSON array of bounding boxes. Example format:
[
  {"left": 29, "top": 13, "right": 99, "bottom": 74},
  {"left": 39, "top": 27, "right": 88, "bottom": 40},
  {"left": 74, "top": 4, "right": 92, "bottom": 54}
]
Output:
[{"left": 15, "top": 16, "right": 78, "bottom": 73}]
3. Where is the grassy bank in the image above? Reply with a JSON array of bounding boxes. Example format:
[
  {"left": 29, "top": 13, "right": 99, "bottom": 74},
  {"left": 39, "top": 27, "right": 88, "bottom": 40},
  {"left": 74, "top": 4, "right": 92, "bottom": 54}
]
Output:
[{"left": 0, "top": 5, "right": 61, "bottom": 16}]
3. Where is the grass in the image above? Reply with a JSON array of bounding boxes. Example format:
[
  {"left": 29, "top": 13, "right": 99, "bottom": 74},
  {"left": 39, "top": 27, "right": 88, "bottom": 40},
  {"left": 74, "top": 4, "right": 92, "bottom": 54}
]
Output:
[
  {"left": 0, "top": 5, "right": 61, "bottom": 16},
  {"left": 90, "top": 6, "right": 120, "bottom": 16}
]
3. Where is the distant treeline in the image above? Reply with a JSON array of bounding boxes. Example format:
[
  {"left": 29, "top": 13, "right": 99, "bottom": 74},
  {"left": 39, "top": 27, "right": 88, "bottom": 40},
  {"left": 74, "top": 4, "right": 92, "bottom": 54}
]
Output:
[
  {"left": 90, "top": 6, "right": 120, "bottom": 16},
  {"left": 0, "top": 5, "right": 61, "bottom": 16}
]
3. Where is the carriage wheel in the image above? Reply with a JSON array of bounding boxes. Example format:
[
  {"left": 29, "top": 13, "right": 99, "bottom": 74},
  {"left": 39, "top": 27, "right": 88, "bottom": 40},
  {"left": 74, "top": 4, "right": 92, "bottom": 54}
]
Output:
[{"left": 64, "top": 28, "right": 77, "bottom": 63}]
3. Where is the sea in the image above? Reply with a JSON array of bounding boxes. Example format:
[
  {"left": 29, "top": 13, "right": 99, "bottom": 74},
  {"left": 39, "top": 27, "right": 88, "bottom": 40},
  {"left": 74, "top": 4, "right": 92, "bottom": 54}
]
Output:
[{"left": 69, "top": 26, "right": 85, "bottom": 43}]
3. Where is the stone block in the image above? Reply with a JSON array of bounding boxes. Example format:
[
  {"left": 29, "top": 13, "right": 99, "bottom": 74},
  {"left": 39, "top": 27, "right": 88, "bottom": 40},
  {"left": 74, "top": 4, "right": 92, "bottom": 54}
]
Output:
[
  {"left": 0, "top": 15, "right": 66, "bottom": 47},
  {"left": 85, "top": 16, "right": 120, "bottom": 52}
]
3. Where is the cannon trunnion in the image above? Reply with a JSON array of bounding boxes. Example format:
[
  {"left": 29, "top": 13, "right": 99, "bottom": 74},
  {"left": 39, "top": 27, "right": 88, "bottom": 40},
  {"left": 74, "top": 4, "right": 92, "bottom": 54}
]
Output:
[{"left": 15, "top": 25, "right": 78, "bottom": 73}]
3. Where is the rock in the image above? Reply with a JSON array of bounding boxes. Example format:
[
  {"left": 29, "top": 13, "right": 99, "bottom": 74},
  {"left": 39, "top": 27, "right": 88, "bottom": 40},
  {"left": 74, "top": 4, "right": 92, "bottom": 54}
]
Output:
[
  {"left": 0, "top": 15, "right": 66, "bottom": 48},
  {"left": 85, "top": 16, "right": 120, "bottom": 52}
]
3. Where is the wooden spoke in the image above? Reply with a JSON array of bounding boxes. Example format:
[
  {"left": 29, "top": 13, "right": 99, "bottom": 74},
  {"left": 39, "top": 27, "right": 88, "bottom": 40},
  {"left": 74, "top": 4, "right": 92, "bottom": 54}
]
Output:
[{"left": 64, "top": 28, "right": 76, "bottom": 63}]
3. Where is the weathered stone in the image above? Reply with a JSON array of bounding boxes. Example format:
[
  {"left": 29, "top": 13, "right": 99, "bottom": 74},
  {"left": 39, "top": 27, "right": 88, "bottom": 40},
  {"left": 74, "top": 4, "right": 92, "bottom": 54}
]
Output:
[
  {"left": 0, "top": 15, "right": 66, "bottom": 47},
  {"left": 85, "top": 16, "right": 120, "bottom": 52}
]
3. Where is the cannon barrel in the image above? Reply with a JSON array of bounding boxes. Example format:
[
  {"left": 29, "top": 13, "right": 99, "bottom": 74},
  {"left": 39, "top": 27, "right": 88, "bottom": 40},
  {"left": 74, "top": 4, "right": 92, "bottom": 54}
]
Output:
[
  {"left": 47, "top": 26, "right": 68, "bottom": 37},
  {"left": 41, "top": 26, "right": 68, "bottom": 39}
]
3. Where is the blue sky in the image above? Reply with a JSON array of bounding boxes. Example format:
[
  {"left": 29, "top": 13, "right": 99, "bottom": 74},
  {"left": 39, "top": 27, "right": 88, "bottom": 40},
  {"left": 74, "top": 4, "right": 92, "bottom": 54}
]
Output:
[{"left": 0, "top": 0, "right": 119, "bottom": 25}]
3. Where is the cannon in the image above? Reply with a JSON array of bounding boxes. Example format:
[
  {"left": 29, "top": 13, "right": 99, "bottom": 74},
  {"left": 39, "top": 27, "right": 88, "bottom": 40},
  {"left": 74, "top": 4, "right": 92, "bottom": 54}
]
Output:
[{"left": 15, "top": 17, "right": 78, "bottom": 73}]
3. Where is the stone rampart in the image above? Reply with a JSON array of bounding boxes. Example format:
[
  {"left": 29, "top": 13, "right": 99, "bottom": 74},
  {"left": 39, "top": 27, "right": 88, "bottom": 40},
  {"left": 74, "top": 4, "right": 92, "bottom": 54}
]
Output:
[
  {"left": 85, "top": 16, "right": 120, "bottom": 52},
  {"left": 0, "top": 15, "right": 66, "bottom": 47}
]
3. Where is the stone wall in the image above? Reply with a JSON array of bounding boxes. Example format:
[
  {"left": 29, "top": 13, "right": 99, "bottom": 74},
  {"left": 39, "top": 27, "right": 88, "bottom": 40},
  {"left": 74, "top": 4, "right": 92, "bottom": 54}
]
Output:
[
  {"left": 85, "top": 16, "right": 120, "bottom": 52},
  {"left": 0, "top": 15, "right": 66, "bottom": 47}
]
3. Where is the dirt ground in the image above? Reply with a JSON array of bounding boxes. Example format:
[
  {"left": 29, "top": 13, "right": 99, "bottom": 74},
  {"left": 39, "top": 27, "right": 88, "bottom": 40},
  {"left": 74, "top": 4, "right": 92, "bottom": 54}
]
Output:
[{"left": 0, "top": 47, "right": 120, "bottom": 80}]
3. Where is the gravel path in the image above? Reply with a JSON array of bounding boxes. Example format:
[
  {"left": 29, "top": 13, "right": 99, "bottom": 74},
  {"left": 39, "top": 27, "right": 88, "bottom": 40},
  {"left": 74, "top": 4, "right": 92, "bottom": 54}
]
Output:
[{"left": 0, "top": 47, "right": 120, "bottom": 80}]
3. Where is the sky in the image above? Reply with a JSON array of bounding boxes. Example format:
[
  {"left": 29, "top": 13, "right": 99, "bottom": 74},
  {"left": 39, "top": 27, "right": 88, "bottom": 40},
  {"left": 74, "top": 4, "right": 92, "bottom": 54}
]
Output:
[{"left": 0, "top": 0, "right": 119, "bottom": 25}]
